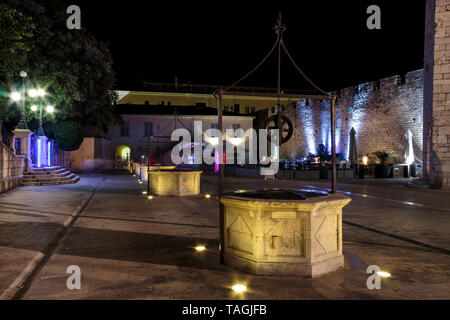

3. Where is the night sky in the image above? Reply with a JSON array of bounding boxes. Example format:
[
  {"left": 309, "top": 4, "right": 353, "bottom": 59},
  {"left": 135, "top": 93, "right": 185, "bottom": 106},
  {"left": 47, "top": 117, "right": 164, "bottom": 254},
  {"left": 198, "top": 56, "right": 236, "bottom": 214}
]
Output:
[{"left": 76, "top": 0, "right": 425, "bottom": 92}]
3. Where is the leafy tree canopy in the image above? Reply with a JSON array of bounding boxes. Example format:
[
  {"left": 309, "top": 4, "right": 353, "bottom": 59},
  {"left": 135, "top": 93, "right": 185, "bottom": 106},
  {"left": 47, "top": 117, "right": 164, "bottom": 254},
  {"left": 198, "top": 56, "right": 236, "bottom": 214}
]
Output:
[{"left": 0, "top": 0, "right": 119, "bottom": 150}]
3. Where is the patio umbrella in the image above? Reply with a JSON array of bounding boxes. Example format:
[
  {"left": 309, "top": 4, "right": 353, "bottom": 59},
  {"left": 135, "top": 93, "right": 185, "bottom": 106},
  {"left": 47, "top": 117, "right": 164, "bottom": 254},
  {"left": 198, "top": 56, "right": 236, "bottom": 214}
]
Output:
[
  {"left": 348, "top": 127, "right": 358, "bottom": 168},
  {"left": 404, "top": 129, "right": 414, "bottom": 165}
]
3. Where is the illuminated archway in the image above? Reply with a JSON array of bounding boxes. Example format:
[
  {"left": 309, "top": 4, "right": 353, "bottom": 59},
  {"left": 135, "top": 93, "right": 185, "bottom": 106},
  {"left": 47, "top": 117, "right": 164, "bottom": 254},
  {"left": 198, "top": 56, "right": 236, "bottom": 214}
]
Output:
[{"left": 115, "top": 145, "right": 131, "bottom": 169}]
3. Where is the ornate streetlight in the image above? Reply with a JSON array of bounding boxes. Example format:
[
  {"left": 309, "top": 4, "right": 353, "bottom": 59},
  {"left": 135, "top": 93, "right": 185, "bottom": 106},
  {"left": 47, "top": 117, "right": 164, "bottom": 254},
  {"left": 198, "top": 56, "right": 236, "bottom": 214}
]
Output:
[
  {"left": 17, "top": 71, "right": 28, "bottom": 129},
  {"left": 29, "top": 88, "right": 48, "bottom": 136}
]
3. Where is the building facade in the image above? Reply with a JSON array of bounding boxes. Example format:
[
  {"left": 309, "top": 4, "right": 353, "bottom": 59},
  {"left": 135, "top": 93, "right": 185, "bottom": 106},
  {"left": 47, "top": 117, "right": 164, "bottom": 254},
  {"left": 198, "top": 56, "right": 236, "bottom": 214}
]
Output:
[{"left": 70, "top": 105, "right": 255, "bottom": 172}]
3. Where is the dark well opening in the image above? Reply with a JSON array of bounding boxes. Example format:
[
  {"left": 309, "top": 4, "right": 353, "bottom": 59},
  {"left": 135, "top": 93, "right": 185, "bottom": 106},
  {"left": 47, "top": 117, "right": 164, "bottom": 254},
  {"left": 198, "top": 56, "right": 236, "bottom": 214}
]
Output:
[{"left": 224, "top": 188, "right": 330, "bottom": 200}]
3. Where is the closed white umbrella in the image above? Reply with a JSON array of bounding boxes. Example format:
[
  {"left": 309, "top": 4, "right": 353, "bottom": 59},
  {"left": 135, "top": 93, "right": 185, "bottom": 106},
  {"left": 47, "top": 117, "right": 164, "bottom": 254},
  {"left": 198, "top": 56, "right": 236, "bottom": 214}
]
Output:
[
  {"left": 348, "top": 128, "right": 357, "bottom": 167},
  {"left": 404, "top": 129, "right": 414, "bottom": 165}
]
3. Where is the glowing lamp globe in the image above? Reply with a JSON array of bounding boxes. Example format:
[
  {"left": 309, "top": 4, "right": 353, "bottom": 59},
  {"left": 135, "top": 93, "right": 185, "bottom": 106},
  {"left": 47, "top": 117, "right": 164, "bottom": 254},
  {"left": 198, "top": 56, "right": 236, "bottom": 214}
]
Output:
[
  {"left": 28, "top": 89, "right": 38, "bottom": 98},
  {"left": 11, "top": 92, "right": 21, "bottom": 101}
]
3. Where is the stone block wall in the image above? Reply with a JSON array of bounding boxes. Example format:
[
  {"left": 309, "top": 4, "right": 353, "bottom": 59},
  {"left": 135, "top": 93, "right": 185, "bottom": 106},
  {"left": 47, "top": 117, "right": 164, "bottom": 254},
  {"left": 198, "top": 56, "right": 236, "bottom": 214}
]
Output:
[
  {"left": 0, "top": 143, "right": 26, "bottom": 194},
  {"left": 427, "top": 0, "right": 450, "bottom": 186},
  {"left": 280, "top": 70, "right": 424, "bottom": 163}
]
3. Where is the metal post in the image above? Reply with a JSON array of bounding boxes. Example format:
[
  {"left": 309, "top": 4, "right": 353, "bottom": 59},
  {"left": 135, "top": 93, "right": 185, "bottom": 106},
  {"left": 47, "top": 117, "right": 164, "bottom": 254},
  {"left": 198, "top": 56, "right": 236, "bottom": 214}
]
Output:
[
  {"left": 331, "top": 95, "right": 337, "bottom": 193},
  {"left": 218, "top": 89, "right": 225, "bottom": 264},
  {"left": 37, "top": 103, "right": 45, "bottom": 137},
  {"left": 147, "top": 135, "right": 151, "bottom": 194},
  {"left": 17, "top": 72, "right": 28, "bottom": 129}
]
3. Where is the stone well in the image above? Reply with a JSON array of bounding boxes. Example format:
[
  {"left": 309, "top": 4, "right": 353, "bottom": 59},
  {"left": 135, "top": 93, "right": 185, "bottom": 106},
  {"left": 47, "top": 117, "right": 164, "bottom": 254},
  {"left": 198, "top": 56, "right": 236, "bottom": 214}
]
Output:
[
  {"left": 148, "top": 169, "right": 202, "bottom": 196},
  {"left": 220, "top": 189, "right": 351, "bottom": 278}
]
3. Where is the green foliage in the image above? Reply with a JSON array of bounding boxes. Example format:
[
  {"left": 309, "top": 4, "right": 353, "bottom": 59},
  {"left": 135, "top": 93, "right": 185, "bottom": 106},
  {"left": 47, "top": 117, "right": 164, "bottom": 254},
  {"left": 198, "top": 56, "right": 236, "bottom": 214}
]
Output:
[
  {"left": 0, "top": 0, "right": 119, "bottom": 150},
  {"left": 372, "top": 150, "right": 399, "bottom": 165},
  {"left": 0, "top": 3, "right": 35, "bottom": 122},
  {"left": 372, "top": 151, "right": 389, "bottom": 164},
  {"left": 47, "top": 120, "right": 84, "bottom": 151}
]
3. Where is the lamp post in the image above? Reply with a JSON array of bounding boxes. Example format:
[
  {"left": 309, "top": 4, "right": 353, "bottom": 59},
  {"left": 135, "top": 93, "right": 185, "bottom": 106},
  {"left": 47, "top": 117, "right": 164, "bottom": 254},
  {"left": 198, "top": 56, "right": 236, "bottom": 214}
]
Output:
[{"left": 17, "top": 71, "right": 28, "bottom": 129}]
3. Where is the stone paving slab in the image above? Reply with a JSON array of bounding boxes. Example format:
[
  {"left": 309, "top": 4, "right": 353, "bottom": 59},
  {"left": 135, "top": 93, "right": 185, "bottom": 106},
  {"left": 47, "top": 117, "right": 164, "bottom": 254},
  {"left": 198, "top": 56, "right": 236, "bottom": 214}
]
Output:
[
  {"left": 0, "top": 174, "right": 449, "bottom": 299},
  {"left": 0, "top": 176, "right": 102, "bottom": 298},
  {"left": 202, "top": 175, "right": 450, "bottom": 251}
]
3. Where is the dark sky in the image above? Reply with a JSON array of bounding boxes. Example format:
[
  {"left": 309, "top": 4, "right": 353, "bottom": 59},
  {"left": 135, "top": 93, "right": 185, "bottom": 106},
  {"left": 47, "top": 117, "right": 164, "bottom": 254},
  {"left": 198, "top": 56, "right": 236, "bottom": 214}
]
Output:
[{"left": 76, "top": 0, "right": 425, "bottom": 92}]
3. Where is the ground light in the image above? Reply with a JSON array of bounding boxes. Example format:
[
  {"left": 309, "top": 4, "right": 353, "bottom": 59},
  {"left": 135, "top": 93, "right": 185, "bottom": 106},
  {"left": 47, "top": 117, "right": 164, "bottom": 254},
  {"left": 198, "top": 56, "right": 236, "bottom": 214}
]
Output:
[
  {"left": 147, "top": 195, "right": 154, "bottom": 200},
  {"left": 377, "top": 271, "right": 391, "bottom": 278},
  {"left": 195, "top": 245, "right": 206, "bottom": 252},
  {"left": 205, "top": 194, "right": 211, "bottom": 199},
  {"left": 231, "top": 284, "right": 247, "bottom": 293},
  {"left": 142, "top": 191, "right": 148, "bottom": 195}
]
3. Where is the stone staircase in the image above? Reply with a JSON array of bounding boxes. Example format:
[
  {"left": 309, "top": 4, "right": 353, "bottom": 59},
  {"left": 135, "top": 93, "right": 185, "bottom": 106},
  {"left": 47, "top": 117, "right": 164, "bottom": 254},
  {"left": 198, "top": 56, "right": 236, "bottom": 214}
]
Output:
[{"left": 22, "top": 166, "right": 80, "bottom": 186}]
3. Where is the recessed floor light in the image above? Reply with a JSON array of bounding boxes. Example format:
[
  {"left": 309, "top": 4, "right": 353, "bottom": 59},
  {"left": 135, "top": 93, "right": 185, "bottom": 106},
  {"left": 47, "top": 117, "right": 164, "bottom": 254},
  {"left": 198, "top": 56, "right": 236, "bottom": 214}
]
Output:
[
  {"left": 231, "top": 284, "right": 247, "bottom": 293},
  {"left": 195, "top": 245, "right": 206, "bottom": 252},
  {"left": 377, "top": 271, "right": 391, "bottom": 278}
]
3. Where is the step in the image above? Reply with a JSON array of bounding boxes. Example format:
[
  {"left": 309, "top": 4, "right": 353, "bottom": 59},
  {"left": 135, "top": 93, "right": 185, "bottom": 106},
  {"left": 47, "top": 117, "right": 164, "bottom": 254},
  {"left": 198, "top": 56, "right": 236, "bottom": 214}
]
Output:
[
  {"left": 22, "top": 166, "right": 80, "bottom": 187},
  {"left": 27, "top": 166, "right": 62, "bottom": 172},
  {"left": 23, "top": 171, "right": 72, "bottom": 180},
  {"left": 24, "top": 168, "right": 67, "bottom": 176},
  {"left": 22, "top": 175, "right": 81, "bottom": 186},
  {"left": 22, "top": 173, "right": 76, "bottom": 183}
]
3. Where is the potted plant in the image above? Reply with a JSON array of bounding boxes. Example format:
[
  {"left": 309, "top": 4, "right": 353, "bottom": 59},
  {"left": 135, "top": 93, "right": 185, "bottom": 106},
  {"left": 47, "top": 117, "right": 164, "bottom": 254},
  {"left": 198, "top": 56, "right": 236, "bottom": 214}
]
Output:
[
  {"left": 372, "top": 150, "right": 390, "bottom": 178},
  {"left": 372, "top": 151, "right": 399, "bottom": 178}
]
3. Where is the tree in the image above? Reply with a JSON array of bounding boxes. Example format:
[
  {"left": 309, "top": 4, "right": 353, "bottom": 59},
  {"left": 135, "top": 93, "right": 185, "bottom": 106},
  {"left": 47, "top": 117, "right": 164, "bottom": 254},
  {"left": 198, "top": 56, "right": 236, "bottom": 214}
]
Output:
[
  {"left": 0, "top": 0, "right": 119, "bottom": 150},
  {"left": 0, "top": 3, "right": 35, "bottom": 126}
]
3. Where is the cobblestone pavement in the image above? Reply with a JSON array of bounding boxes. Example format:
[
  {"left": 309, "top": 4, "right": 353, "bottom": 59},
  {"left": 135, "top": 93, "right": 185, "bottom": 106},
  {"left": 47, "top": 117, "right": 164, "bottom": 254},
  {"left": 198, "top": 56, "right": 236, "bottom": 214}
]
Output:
[{"left": 0, "top": 173, "right": 448, "bottom": 299}]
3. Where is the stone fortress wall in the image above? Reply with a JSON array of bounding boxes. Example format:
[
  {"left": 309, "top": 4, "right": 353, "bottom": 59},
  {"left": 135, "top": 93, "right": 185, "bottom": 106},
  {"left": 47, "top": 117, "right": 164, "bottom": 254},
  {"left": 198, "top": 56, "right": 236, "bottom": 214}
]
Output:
[{"left": 280, "top": 70, "right": 424, "bottom": 163}]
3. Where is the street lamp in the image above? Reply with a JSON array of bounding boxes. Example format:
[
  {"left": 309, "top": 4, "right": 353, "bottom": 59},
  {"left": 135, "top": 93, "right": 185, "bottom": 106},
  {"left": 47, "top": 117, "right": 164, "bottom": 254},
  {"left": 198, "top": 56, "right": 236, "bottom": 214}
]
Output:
[
  {"left": 11, "top": 92, "right": 22, "bottom": 102},
  {"left": 45, "top": 105, "right": 54, "bottom": 113},
  {"left": 17, "top": 71, "right": 28, "bottom": 129}
]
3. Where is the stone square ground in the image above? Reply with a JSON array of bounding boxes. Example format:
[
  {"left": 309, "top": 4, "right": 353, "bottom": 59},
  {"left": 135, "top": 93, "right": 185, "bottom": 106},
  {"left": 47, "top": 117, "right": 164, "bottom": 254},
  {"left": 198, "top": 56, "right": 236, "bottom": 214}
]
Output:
[{"left": 0, "top": 173, "right": 449, "bottom": 299}]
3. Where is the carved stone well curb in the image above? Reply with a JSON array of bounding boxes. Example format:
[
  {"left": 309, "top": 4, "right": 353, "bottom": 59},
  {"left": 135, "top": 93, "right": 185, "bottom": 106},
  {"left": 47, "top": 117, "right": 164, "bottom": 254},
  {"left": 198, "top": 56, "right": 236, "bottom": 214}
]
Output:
[
  {"left": 220, "top": 190, "right": 351, "bottom": 277},
  {"left": 148, "top": 170, "right": 202, "bottom": 196}
]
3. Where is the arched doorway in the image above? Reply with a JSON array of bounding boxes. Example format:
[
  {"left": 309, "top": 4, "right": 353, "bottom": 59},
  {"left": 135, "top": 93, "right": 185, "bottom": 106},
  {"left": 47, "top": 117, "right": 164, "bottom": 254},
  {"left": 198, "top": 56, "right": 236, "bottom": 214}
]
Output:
[{"left": 115, "top": 145, "right": 131, "bottom": 169}]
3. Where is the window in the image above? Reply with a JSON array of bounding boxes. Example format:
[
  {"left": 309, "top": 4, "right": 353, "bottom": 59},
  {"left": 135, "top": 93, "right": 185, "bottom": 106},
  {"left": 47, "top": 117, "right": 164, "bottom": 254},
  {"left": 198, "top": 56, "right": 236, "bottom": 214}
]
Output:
[
  {"left": 144, "top": 100, "right": 149, "bottom": 105},
  {"left": 232, "top": 124, "right": 241, "bottom": 130},
  {"left": 245, "top": 106, "right": 250, "bottom": 114},
  {"left": 211, "top": 123, "right": 219, "bottom": 129},
  {"left": 251, "top": 107, "right": 255, "bottom": 113},
  {"left": 120, "top": 121, "right": 130, "bottom": 137},
  {"left": 144, "top": 122, "right": 153, "bottom": 136},
  {"left": 224, "top": 106, "right": 229, "bottom": 112}
]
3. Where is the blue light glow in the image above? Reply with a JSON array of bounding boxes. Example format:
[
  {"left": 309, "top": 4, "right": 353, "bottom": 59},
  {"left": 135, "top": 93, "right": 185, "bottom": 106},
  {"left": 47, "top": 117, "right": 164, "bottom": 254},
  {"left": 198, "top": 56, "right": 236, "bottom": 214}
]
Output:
[
  {"left": 214, "top": 152, "right": 219, "bottom": 173},
  {"left": 48, "top": 140, "right": 51, "bottom": 166},
  {"left": 37, "top": 138, "right": 41, "bottom": 168}
]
